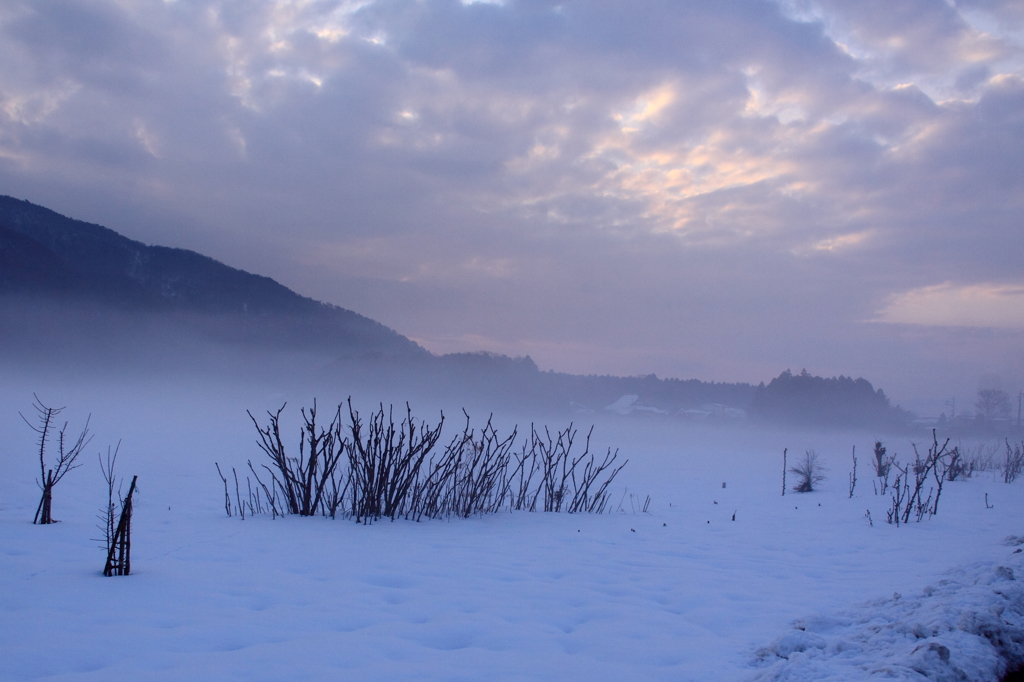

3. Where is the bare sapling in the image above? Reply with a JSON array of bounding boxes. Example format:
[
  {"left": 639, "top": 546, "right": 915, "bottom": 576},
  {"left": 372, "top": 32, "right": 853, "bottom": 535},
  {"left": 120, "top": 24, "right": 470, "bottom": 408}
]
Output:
[
  {"left": 886, "top": 465, "right": 907, "bottom": 526},
  {"left": 95, "top": 440, "right": 138, "bottom": 576},
  {"left": 97, "top": 443, "right": 121, "bottom": 554},
  {"left": 1005, "top": 441, "right": 1023, "bottom": 484},
  {"left": 215, "top": 462, "right": 233, "bottom": 517},
  {"left": 103, "top": 474, "right": 138, "bottom": 576},
  {"left": 790, "top": 450, "right": 826, "bottom": 493},
  {"left": 627, "top": 493, "right": 651, "bottom": 514},
  {"left": 22, "top": 394, "right": 92, "bottom": 524},
  {"left": 781, "top": 448, "right": 787, "bottom": 496},
  {"left": 848, "top": 446, "right": 857, "bottom": 498}
]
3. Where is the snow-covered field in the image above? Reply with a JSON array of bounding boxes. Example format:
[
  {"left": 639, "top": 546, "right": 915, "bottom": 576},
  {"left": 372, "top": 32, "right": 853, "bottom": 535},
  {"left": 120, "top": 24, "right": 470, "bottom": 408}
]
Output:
[{"left": 1, "top": 369, "right": 1022, "bottom": 681}]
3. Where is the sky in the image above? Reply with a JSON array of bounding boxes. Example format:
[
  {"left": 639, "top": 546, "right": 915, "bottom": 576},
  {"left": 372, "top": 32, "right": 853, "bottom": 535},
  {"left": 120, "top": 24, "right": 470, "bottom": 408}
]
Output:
[{"left": 1, "top": 0, "right": 1022, "bottom": 413}]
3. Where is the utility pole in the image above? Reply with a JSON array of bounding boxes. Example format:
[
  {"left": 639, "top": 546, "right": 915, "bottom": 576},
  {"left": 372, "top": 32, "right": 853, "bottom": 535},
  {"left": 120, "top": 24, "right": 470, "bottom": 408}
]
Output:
[{"left": 1018, "top": 391, "right": 1022, "bottom": 430}]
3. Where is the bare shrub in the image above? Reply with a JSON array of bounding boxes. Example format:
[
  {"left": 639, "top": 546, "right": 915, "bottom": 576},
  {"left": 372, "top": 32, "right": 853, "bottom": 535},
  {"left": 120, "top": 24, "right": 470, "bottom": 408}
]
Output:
[
  {"left": 247, "top": 400, "right": 348, "bottom": 517},
  {"left": 235, "top": 400, "right": 629, "bottom": 522},
  {"left": 215, "top": 463, "right": 270, "bottom": 519},
  {"left": 967, "top": 443, "right": 1001, "bottom": 472},
  {"left": 346, "top": 401, "right": 445, "bottom": 523},
  {"left": 562, "top": 431, "right": 625, "bottom": 514},
  {"left": 22, "top": 395, "right": 92, "bottom": 524},
  {"left": 939, "top": 442, "right": 1000, "bottom": 482},
  {"left": 411, "top": 412, "right": 518, "bottom": 520},
  {"left": 886, "top": 430, "right": 959, "bottom": 526},
  {"left": 1005, "top": 441, "right": 1024, "bottom": 484},
  {"left": 944, "top": 447, "right": 973, "bottom": 481},
  {"left": 502, "top": 423, "right": 624, "bottom": 515},
  {"left": 790, "top": 451, "right": 826, "bottom": 493}
]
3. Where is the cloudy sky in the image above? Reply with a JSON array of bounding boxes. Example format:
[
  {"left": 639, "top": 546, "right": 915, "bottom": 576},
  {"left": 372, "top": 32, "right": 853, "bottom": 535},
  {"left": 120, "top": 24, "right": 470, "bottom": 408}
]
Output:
[{"left": 1, "top": 0, "right": 1023, "bottom": 411}]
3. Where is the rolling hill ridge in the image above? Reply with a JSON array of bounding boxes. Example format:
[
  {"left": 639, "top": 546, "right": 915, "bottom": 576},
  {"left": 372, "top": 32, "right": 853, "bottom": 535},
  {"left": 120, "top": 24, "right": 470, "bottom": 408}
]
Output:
[{"left": 0, "top": 195, "right": 425, "bottom": 359}]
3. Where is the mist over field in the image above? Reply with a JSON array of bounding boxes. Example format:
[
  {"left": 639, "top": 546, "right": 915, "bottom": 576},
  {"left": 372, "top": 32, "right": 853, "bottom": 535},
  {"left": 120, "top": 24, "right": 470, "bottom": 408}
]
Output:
[{"left": 2, "top": 343, "right": 1023, "bottom": 681}]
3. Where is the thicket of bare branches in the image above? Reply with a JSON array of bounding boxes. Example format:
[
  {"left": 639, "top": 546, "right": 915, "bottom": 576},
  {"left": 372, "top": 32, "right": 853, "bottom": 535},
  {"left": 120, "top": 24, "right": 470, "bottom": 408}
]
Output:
[
  {"left": 410, "top": 412, "right": 516, "bottom": 520},
  {"left": 246, "top": 400, "right": 347, "bottom": 517},
  {"left": 223, "top": 400, "right": 628, "bottom": 523},
  {"left": 21, "top": 394, "right": 92, "bottom": 524},
  {"left": 346, "top": 401, "right": 445, "bottom": 523},
  {"left": 886, "top": 430, "right": 958, "bottom": 526}
]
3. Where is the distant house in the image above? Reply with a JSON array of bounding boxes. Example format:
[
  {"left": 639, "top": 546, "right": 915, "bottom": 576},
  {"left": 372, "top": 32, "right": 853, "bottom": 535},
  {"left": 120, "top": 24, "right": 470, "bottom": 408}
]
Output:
[{"left": 604, "top": 395, "right": 668, "bottom": 415}]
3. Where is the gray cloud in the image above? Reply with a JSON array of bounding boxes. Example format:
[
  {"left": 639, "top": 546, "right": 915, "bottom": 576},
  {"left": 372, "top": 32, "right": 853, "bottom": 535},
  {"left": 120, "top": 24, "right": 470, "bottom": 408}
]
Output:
[{"left": 1, "top": 0, "right": 1022, "bottom": 411}]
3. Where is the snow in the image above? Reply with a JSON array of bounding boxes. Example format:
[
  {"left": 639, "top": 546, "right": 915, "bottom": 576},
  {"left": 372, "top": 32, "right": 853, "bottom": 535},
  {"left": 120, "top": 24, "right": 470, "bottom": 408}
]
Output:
[
  {"left": 1, "top": 371, "right": 1022, "bottom": 681},
  {"left": 604, "top": 394, "right": 640, "bottom": 414},
  {"left": 749, "top": 557, "right": 1024, "bottom": 681}
]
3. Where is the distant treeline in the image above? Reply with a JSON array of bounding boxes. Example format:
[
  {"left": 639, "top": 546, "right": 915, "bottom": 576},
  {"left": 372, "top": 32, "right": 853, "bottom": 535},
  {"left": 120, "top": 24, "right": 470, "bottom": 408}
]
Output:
[
  {"left": 435, "top": 352, "right": 756, "bottom": 414},
  {"left": 432, "top": 354, "right": 912, "bottom": 429},
  {"left": 748, "top": 369, "right": 912, "bottom": 429}
]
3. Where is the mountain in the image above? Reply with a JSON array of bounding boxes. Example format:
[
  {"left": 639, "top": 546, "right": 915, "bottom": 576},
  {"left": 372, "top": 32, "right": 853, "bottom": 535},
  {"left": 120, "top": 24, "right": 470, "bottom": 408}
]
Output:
[
  {"left": 0, "top": 223, "right": 81, "bottom": 292},
  {"left": 0, "top": 195, "right": 426, "bottom": 358}
]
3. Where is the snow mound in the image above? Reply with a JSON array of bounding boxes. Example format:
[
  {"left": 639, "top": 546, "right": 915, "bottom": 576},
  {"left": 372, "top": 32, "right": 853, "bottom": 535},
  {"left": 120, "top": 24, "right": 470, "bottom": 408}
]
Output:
[{"left": 747, "top": 553, "right": 1024, "bottom": 682}]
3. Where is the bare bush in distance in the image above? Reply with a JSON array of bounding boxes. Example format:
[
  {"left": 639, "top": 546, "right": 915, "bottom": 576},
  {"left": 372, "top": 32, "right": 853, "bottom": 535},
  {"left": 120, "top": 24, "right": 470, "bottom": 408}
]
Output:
[{"left": 790, "top": 450, "right": 827, "bottom": 493}]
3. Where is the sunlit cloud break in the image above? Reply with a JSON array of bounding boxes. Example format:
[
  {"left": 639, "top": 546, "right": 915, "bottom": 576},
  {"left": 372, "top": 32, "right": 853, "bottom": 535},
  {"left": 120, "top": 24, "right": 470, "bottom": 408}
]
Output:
[{"left": 876, "top": 282, "right": 1024, "bottom": 329}]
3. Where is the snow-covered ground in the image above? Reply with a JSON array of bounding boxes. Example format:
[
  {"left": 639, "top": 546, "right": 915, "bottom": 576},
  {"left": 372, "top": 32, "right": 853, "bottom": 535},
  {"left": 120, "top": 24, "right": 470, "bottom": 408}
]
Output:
[{"left": 1, "top": 370, "right": 1021, "bottom": 681}]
